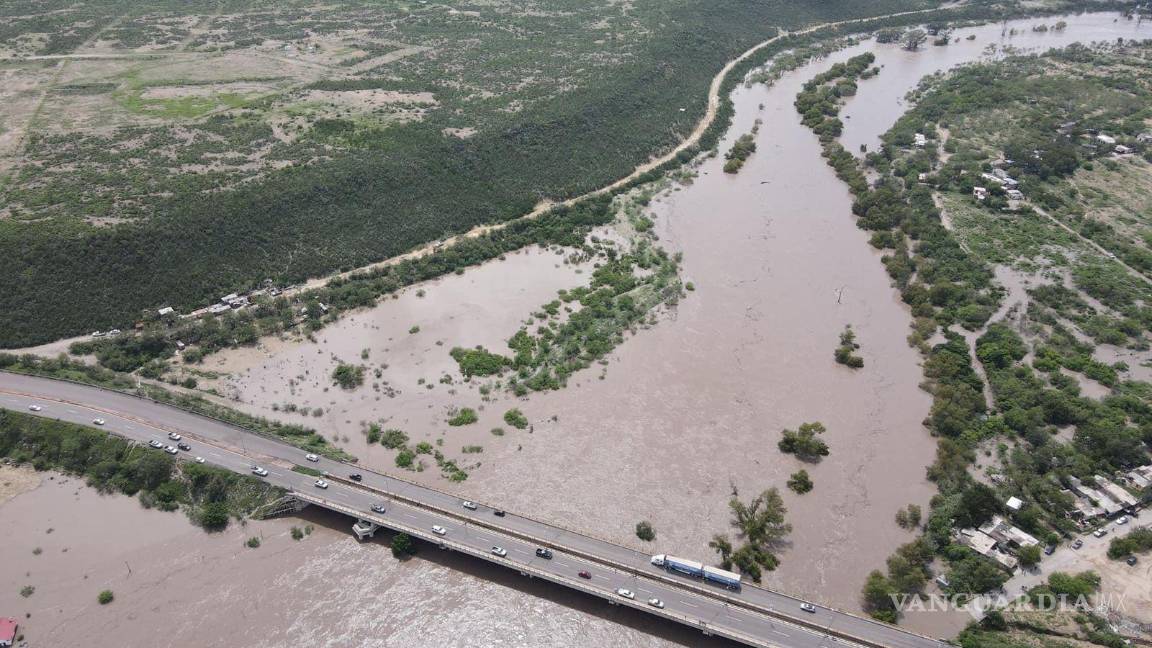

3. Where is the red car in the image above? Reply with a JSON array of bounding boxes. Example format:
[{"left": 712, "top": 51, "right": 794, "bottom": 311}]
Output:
[{"left": 578, "top": 571, "right": 591, "bottom": 579}]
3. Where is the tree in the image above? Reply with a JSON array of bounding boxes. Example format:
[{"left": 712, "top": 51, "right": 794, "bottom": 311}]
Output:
[
  {"left": 1018, "top": 545, "right": 1041, "bottom": 569},
  {"left": 391, "top": 533, "right": 417, "bottom": 558},
  {"left": 862, "top": 570, "right": 898, "bottom": 622},
  {"left": 709, "top": 534, "right": 734, "bottom": 570},
  {"left": 787, "top": 470, "right": 813, "bottom": 494},
  {"left": 199, "top": 502, "right": 230, "bottom": 531},
  {"left": 635, "top": 521, "right": 656, "bottom": 542},
  {"left": 955, "top": 483, "right": 1003, "bottom": 528},
  {"left": 778, "top": 422, "right": 830, "bottom": 460},
  {"left": 903, "top": 29, "right": 927, "bottom": 51},
  {"left": 503, "top": 408, "right": 529, "bottom": 430},
  {"left": 730, "top": 487, "right": 792, "bottom": 546},
  {"left": 98, "top": 590, "right": 114, "bottom": 605}
]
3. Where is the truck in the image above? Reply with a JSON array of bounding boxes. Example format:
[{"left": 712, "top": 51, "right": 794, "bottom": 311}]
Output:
[{"left": 651, "top": 554, "right": 742, "bottom": 591}]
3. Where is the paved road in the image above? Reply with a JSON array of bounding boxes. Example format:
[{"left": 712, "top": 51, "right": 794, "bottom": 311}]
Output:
[{"left": 0, "top": 371, "right": 950, "bottom": 648}]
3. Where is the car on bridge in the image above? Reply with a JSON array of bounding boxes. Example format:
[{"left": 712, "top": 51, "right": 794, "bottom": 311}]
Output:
[
  {"left": 27, "top": 404, "right": 41, "bottom": 412},
  {"left": 491, "top": 546, "right": 508, "bottom": 557},
  {"left": 177, "top": 442, "right": 191, "bottom": 451},
  {"left": 92, "top": 418, "right": 106, "bottom": 426},
  {"left": 168, "top": 432, "right": 181, "bottom": 441},
  {"left": 305, "top": 453, "right": 319, "bottom": 462},
  {"left": 578, "top": 570, "right": 591, "bottom": 579},
  {"left": 148, "top": 440, "right": 164, "bottom": 449},
  {"left": 462, "top": 501, "right": 478, "bottom": 510},
  {"left": 315, "top": 479, "right": 329, "bottom": 489},
  {"left": 251, "top": 466, "right": 269, "bottom": 477},
  {"left": 535, "top": 548, "right": 553, "bottom": 559},
  {"left": 371, "top": 504, "right": 386, "bottom": 514},
  {"left": 431, "top": 525, "right": 447, "bottom": 536},
  {"left": 800, "top": 603, "right": 817, "bottom": 613},
  {"left": 348, "top": 473, "right": 362, "bottom": 482},
  {"left": 616, "top": 588, "right": 635, "bottom": 600},
  {"left": 647, "top": 598, "right": 665, "bottom": 609},
  {"left": 164, "top": 445, "right": 179, "bottom": 455},
  {"left": 194, "top": 457, "right": 206, "bottom": 464}
]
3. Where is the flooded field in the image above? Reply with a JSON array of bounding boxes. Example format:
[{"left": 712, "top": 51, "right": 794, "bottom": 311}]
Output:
[{"left": 10, "top": 11, "right": 1148, "bottom": 646}]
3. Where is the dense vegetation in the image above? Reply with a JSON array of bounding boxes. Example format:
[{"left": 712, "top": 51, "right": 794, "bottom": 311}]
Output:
[
  {"left": 777, "top": 421, "right": 830, "bottom": 461},
  {"left": 723, "top": 130, "right": 758, "bottom": 174},
  {"left": 709, "top": 487, "right": 792, "bottom": 582},
  {"left": 834, "top": 325, "right": 864, "bottom": 368},
  {"left": 0, "top": 410, "right": 280, "bottom": 531}
]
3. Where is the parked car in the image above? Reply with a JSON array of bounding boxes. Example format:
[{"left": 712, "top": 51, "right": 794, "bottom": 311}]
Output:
[
  {"left": 1044, "top": 545, "right": 1056, "bottom": 555},
  {"left": 27, "top": 404, "right": 42, "bottom": 412},
  {"left": 462, "top": 501, "right": 478, "bottom": 510},
  {"left": 252, "top": 466, "right": 269, "bottom": 477},
  {"left": 493, "top": 509, "right": 506, "bottom": 517},
  {"left": 194, "top": 456, "right": 206, "bottom": 464},
  {"left": 92, "top": 418, "right": 106, "bottom": 426},
  {"left": 371, "top": 504, "right": 386, "bottom": 514},
  {"left": 577, "top": 571, "right": 591, "bottom": 579},
  {"left": 1116, "top": 516, "right": 1130, "bottom": 526},
  {"left": 535, "top": 548, "right": 553, "bottom": 559},
  {"left": 305, "top": 453, "right": 319, "bottom": 462},
  {"left": 148, "top": 440, "right": 164, "bottom": 449},
  {"left": 647, "top": 598, "right": 665, "bottom": 609},
  {"left": 168, "top": 432, "right": 181, "bottom": 441},
  {"left": 1127, "top": 556, "right": 1138, "bottom": 566},
  {"left": 800, "top": 603, "right": 817, "bottom": 613},
  {"left": 314, "top": 479, "right": 329, "bottom": 489},
  {"left": 1072, "top": 539, "right": 1084, "bottom": 549},
  {"left": 491, "top": 546, "right": 508, "bottom": 557},
  {"left": 431, "top": 525, "right": 447, "bottom": 536},
  {"left": 164, "top": 445, "right": 178, "bottom": 455},
  {"left": 348, "top": 473, "right": 362, "bottom": 482},
  {"left": 1093, "top": 528, "right": 1109, "bottom": 538},
  {"left": 615, "top": 588, "right": 635, "bottom": 600},
  {"left": 177, "top": 442, "right": 191, "bottom": 451}
]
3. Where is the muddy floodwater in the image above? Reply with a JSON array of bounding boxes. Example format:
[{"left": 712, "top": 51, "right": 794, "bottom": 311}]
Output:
[{"left": 14, "top": 11, "right": 1149, "bottom": 646}]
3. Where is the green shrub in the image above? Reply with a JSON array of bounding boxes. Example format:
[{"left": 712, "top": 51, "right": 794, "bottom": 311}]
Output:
[
  {"left": 98, "top": 590, "right": 114, "bottom": 605},
  {"left": 635, "top": 520, "right": 656, "bottom": 542},
  {"left": 503, "top": 408, "right": 529, "bottom": 429},
  {"left": 448, "top": 408, "right": 478, "bottom": 426}
]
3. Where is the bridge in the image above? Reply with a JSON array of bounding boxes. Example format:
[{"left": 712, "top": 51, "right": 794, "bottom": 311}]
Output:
[{"left": 0, "top": 371, "right": 951, "bottom": 648}]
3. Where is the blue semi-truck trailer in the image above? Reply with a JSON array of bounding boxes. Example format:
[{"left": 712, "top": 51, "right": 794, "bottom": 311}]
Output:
[{"left": 650, "top": 554, "right": 742, "bottom": 590}]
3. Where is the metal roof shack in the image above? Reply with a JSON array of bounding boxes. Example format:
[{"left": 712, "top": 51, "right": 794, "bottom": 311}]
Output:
[{"left": 0, "top": 617, "right": 17, "bottom": 647}]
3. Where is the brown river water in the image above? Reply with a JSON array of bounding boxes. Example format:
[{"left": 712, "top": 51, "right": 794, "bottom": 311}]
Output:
[{"left": 7, "top": 12, "right": 1150, "bottom": 647}]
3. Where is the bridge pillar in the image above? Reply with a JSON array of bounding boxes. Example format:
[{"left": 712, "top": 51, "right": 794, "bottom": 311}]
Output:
[{"left": 352, "top": 519, "right": 379, "bottom": 540}]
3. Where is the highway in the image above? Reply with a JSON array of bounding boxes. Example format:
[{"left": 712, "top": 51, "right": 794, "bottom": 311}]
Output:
[{"left": 0, "top": 371, "right": 951, "bottom": 648}]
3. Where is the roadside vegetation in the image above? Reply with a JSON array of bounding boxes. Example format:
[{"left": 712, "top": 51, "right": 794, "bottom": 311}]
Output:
[
  {"left": 709, "top": 487, "right": 792, "bottom": 582},
  {"left": 0, "top": 410, "right": 282, "bottom": 532}
]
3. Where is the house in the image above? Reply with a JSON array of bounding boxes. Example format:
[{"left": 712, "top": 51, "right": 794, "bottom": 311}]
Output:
[
  {"left": 973, "top": 186, "right": 989, "bottom": 201},
  {"left": 157, "top": 306, "right": 175, "bottom": 317},
  {"left": 914, "top": 133, "right": 927, "bottom": 148},
  {"left": 1094, "top": 475, "right": 1138, "bottom": 509},
  {"left": 1096, "top": 133, "right": 1117, "bottom": 145},
  {"left": 1006, "top": 189, "right": 1024, "bottom": 200},
  {"left": 1126, "top": 465, "right": 1152, "bottom": 490},
  {"left": 1114, "top": 144, "right": 1132, "bottom": 155},
  {"left": 917, "top": 172, "right": 929, "bottom": 182},
  {"left": 958, "top": 528, "right": 1018, "bottom": 570},
  {"left": 1069, "top": 476, "right": 1125, "bottom": 516},
  {"left": 0, "top": 617, "right": 16, "bottom": 648},
  {"left": 980, "top": 515, "right": 1040, "bottom": 549},
  {"left": 208, "top": 303, "right": 231, "bottom": 315},
  {"left": 1006, "top": 496, "right": 1024, "bottom": 511}
]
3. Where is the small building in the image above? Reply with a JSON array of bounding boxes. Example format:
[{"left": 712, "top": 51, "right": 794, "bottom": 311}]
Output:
[
  {"left": 1114, "top": 144, "right": 1132, "bottom": 155},
  {"left": 1069, "top": 476, "right": 1125, "bottom": 517},
  {"left": 1006, "top": 189, "right": 1024, "bottom": 200},
  {"left": 980, "top": 515, "right": 1040, "bottom": 549},
  {"left": 1006, "top": 496, "right": 1024, "bottom": 511},
  {"left": 220, "top": 293, "right": 239, "bottom": 303},
  {"left": 208, "top": 303, "right": 231, "bottom": 315},
  {"left": 157, "top": 306, "right": 175, "bottom": 317},
  {"left": 0, "top": 617, "right": 17, "bottom": 648},
  {"left": 917, "top": 172, "right": 929, "bottom": 182},
  {"left": 958, "top": 528, "right": 1018, "bottom": 570},
  {"left": 1137, "top": 132, "right": 1152, "bottom": 144},
  {"left": 914, "top": 133, "right": 927, "bottom": 148},
  {"left": 1096, "top": 133, "right": 1117, "bottom": 145},
  {"left": 1126, "top": 465, "right": 1152, "bottom": 490},
  {"left": 1094, "top": 476, "right": 1138, "bottom": 509},
  {"left": 973, "top": 186, "right": 989, "bottom": 201}
]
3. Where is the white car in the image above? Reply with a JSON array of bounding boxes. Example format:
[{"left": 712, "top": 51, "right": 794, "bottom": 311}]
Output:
[
  {"left": 148, "top": 440, "right": 164, "bottom": 449},
  {"left": 305, "top": 453, "right": 319, "bottom": 462},
  {"left": 27, "top": 404, "right": 42, "bottom": 412},
  {"left": 431, "top": 525, "right": 447, "bottom": 536},
  {"left": 1116, "top": 516, "right": 1130, "bottom": 526},
  {"left": 800, "top": 603, "right": 817, "bottom": 613},
  {"left": 462, "top": 501, "right": 478, "bottom": 510},
  {"left": 314, "top": 479, "right": 329, "bottom": 489},
  {"left": 252, "top": 466, "right": 269, "bottom": 477},
  {"left": 92, "top": 418, "right": 106, "bottom": 426},
  {"left": 491, "top": 546, "right": 507, "bottom": 557},
  {"left": 1093, "top": 528, "right": 1109, "bottom": 538},
  {"left": 194, "top": 456, "right": 206, "bottom": 464},
  {"left": 167, "top": 432, "right": 181, "bottom": 441},
  {"left": 164, "top": 445, "right": 178, "bottom": 455},
  {"left": 647, "top": 598, "right": 665, "bottom": 609},
  {"left": 615, "top": 588, "right": 635, "bottom": 600}
]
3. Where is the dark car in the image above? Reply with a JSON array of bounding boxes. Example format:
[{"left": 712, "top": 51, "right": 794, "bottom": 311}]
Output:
[
  {"left": 177, "top": 442, "right": 191, "bottom": 451},
  {"left": 578, "top": 570, "right": 591, "bottom": 579},
  {"left": 493, "top": 510, "right": 506, "bottom": 517},
  {"left": 1072, "top": 539, "right": 1084, "bottom": 550},
  {"left": 348, "top": 473, "right": 363, "bottom": 482},
  {"left": 535, "top": 548, "right": 553, "bottom": 559},
  {"left": 371, "top": 504, "right": 386, "bottom": 514},
  {"left": 1044, "top": 545, "right": 1055, "bottom": 555},
  {"left": 1128, "top": 556, "right": 1138, "bottom": 566}
]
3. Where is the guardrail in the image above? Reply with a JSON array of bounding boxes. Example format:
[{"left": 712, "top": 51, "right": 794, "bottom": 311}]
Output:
[{"left": 293, "top": 491, "right": 785, "bottom": 648}]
